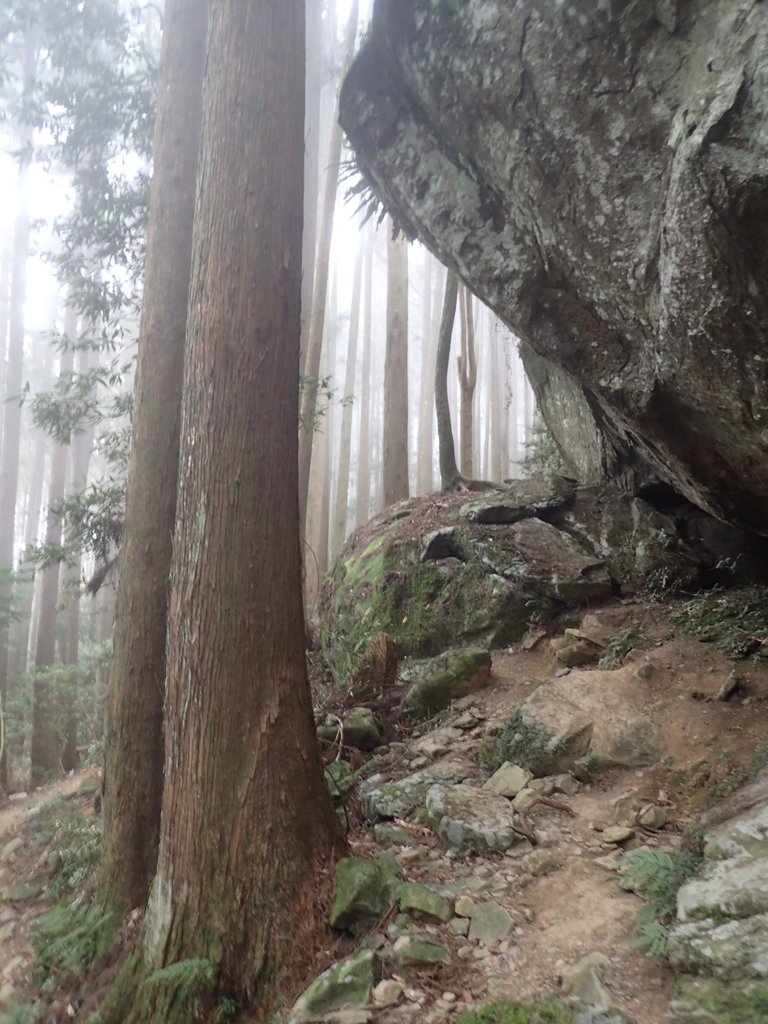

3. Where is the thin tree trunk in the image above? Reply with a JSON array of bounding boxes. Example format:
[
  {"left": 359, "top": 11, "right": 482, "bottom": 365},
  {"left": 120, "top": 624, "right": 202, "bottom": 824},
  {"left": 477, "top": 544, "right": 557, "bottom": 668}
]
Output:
[
  {"left": 435, "top": 272, "right": 461, "bottom": 490},
  {"left": 416, "top": 252, "right": 434, "bottom": 494},
  {"left": 489, "top": 315, "right": 503, "bottom": 482},
  {"left": 103, "top": 4, "right": 344, "bottom": 1017},
  {"left": 355, "top": 225, "right": 374, "bottom": 526},
  {"left": 298, "top": 0, "right": 358, "bottom": 533},
  {"left": 383, "top": 224, "right": 409, "bottom": 506},
  {"left": 332, "top": 236, "right": 363, "bottom": 556},
  {"left": 101, "top": 0, "right": 207, "bottom": 911},
  {"left": 60, "top": 348, "right": 95, "bottom": 771},
  {"left": 458, "top": 285, "right": 477, "bottom": 478},
  {"left": 31, "top": 332, "right": 75, "bottom": 787},
  {"left": 0, "top": 38, "right": 35, "bottom": 793}
]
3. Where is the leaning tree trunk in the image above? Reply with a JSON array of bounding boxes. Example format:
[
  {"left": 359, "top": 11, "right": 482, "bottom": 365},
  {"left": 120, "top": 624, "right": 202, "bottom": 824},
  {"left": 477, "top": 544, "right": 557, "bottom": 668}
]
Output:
[
  {"left": 382, "top": 224, "right": 409, "bottom": 506},
  {"left": 435, "top": 271, "right": 461, "bottom": 490},
  {"left": 101, "top": 2, "right": 344, "bottom": 1020},
  {"left": 100, "top": 0, "right": 207, "bottom": 913}
]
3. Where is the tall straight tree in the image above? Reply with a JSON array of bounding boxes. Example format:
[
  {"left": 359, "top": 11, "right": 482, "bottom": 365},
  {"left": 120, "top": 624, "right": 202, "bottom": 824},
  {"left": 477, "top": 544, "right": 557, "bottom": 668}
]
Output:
[
  {"left": 298, "top": 0, "right": 359, "bottom": 534},
  {"left": 355, "top": 228, "right": 374, "bottom": 526},
  {"left": 31, "top": 333, "right": 74, "bottom": 786},
  {"left": 101, "top": 0, "right": 207, "bottom": 912},
  {"left": 102, "top": 1, "right": 344, "bottom": 1019},
  {"left": 383, "top": 224, "right": 409, "bottom": 506},
  {"left": 0, "top": 36, "right": 35, "bottom": 793},
  {"left": 332, "top": 232, "right": 363, "bottom": 558},
  {"left": 458, "top": 285, "right": 478, "bottom": 478}
]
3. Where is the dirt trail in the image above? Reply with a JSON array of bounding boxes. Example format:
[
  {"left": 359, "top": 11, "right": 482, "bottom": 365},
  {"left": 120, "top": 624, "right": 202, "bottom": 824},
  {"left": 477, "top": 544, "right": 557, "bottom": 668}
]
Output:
[{"left": 0, "top": 772, "right": 89, "bottom": 1008}]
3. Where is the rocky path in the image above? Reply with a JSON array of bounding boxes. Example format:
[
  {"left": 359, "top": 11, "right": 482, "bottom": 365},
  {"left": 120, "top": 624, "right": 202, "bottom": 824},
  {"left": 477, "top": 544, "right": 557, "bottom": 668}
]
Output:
[{"left": 0, "top": 772, "right": 89, "bottom": 1010}]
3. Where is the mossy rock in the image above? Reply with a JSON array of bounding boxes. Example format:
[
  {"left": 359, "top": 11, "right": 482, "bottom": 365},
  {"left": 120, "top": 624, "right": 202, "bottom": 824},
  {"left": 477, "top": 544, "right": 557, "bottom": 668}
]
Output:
[
  {"left": 400, "top": 647, "right": 492, "bottom": 718},
  {"left": 667, "top": 977, "right": 768, "bottom": 1024},
  {"left": 329, "top": 855, "right": 403, "bottom": 934},
  {"left": 318, "top": 484, "right": 612, "bottom": 685},
  {"left": 288, "top": 949, "right": 382, "bottom": 1023}
]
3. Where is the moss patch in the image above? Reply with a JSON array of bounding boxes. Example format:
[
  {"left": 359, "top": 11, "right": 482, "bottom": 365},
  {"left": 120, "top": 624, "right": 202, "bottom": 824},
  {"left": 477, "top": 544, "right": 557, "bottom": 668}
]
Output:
[{"left": 455, "top": 1000, "right": 574, "bottom": 1024}]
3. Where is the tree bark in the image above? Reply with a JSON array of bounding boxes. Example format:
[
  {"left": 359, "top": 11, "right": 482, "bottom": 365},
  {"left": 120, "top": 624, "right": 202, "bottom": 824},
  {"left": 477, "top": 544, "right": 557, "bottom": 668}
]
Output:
[
  {"left": 457, "top": 285, "right": 477, "bottom": 479},
  {"left": 332, "top": 235, "right": 363, "bottom": 557},
  {"left": 31, "top": 333, "right": 74, "bottom": 787},
  {"left": 100, "top": 0, "right": 207, "bottom": 912},
  {"left": 435, "top": 271, "right": 461, "bottom": 490},
  {"left": 0, "top": 37, "right": 35, "bottom": 793},
  {"left": 354, "top": 226, "right": 374, "bottom": 526},
  {"left": 103, "top": 2, "right": 344, "bottom": 1018},
  {"left": 298, "top": 0, "right": 359, "bottom": 535},
  {"left": 383, "top": 224, "right": 409, "bottom": 506}
]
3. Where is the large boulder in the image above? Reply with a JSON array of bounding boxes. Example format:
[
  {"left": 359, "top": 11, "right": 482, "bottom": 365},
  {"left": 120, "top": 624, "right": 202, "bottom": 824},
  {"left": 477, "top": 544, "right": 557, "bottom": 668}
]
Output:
[
  {"left": 340, "top": 1, "right": 768, "bottom": 535},
  {"left": 319, "top": 480, "right": 612, "bottom": 683},
  {"left": 667, "top": 771, "right": 768, "bottom": 1021}
]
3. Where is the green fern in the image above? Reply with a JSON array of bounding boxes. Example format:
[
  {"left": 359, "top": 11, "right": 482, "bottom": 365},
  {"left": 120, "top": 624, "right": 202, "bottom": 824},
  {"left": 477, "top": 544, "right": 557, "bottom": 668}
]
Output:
[
  {"left": 143, "top": 957, "right": 214, "bottom": 993},
  {"left": 33, "top": 903, "right": 120, "bottom": 977},
  {"left": 618, "top": 847, "right": 702, "bottom": 958}
]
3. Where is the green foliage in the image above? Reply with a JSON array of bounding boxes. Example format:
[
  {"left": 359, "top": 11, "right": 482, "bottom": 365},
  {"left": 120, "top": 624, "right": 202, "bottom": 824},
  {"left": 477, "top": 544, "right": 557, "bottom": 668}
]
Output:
[
  {"left": 32, "top": 805, "right": 102, "bottom": 899},
  {"left": 0, "top": 1007, "right": 36, "bottom": 1024},
  {"left": 33, "top": 902, "right": 120, "bottom": 978},
  {"left": 299, "top": 373, "right": 353, "bottom": 433},
  {"left": 143, "top": 958, "right": 215, "bottom": 1010},
  {"left": 598, "top": 629, "right": 638, "bottom": 669},
  {"left": 670, "top": 585, "right": 768, "bottom": 658},
  {"left": 455, "top": 1001, "right": 574, "bottom": 1024},
  {"left": 215, "top": 998, "right": 238, "bottom": 1023},
  {"left": 618, "top": 847, "right": 703, "bottom": 957}
]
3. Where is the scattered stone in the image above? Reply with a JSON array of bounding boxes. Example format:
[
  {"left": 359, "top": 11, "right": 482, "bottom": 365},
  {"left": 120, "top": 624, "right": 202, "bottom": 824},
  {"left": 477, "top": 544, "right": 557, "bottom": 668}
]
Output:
[
  {"left": 425, "top": 783, "right": 526, "bottom": 855},
  {"left": 396, "top": 883, "right": 452, "bottom": 923},
  {"left": 601, "top": 826, "right": 635, "bottom": 845},
  {"left": 1, "top": 883, "right": 40, "bottom": 903},
  {"left": 288, "top": 950, "right": 381, "bottom": 1024},
  {"left": 556, "top": 639, "right": 603, "bottom": 668},
  {"left": 594, "top": 853, "right": 623, "bottom": 872},
  {"left": 449, "top": 917, "right": 470, "bottom": 936},
  {"left": 330, "top": 856, "right": 403, "bottom": 934},
  {"left": 483, "top": 762, "right": 532, "bottom": 798},
  {"left": 410, "top": 728, "right": 463, "bottom": 760},
  {"left": 512, "top": 788, "right": 540, "bottom": 813},
  {"left": 635, "top": 804, "right": 668, "bottom": 829},
  {"left": 364, "top": 759, "right": 477, "bottom": 821},
  {"left": 716, "top": 670, "right": 744, "bottom": 702},
  {"left": 454, "top": 895, "right": 474, "bottom": 918},
  {"left": 552, "top": 774, "right": 580, "bottom": 796},
  {"left": 373, "top": 824, "right": 416, "bottom": 847},
  {"left": 563, "top": 952, "right": 612, "bottom": 1007},
  {"left": 468, "top": 902, "right": 514, "bottom": 945},
  {"left": 372, "top": 979, "right": 404, "bottom": 1008},
  {"left": 521, "top": 849, "right": 558, "bottom": 877},
  {"left": 325, "top": 761, "right": 356, "bottom": 799},
  {"left": 383, "top": 934, "right": 450, "bottom": 968},
  {"left": 317, "top": 707, "right": 384, "bottom": 751},
  {"left": 0, "top": 837, "right": 23, "bottom": 862},
  {"left": 401, "top": 648, "right": 492, "bottom": 718}
]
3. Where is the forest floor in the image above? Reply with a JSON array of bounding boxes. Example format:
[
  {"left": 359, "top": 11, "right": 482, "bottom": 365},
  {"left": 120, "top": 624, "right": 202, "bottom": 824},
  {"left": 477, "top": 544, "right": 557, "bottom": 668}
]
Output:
[{"left": 1, "top": 596, "right": 768, "bottom": 1023}]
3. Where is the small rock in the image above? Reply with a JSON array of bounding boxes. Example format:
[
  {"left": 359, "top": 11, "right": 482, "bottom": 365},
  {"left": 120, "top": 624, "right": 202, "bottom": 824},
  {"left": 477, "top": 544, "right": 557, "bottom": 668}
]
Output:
[
  {"left": 472, "top": 947, "right": 490, "bottom": 960},
  {"left": 288, "top": 950, "right": 381, "bottom": 1023},
  {"left": 384, "top": 934, "right": 450, "bottom": 968},
  {"left": 594, "top": 853, "right": 623, "bottom": 871},
  {"left": 372, "top": 979, "right": 404, "bottom": 1007},
  {"left": 635, "top": 804, "right": 667, "bottom": 829},
  {"left": 397, "top": 883, "right": 452, "bottom": 923},
  {"left": 454, "top": 896, "right": 474, "bottom": 918},
  {"left": 551, "top": 774, "right": 580, "bottom": 796},
  {"left": 468, "top": 902, "right": 514, "bottom": 944},
  {"left": 449, "top": 917, "right": 469, "bottom": 936},
  {"left": 0, "top": 837, "right": 23, "bottom": 862},
  {"left": 512, "top": 788, "right": 539, "bottom": 812},
  {"left": 601, "top": 826, "right": 635, "bottom": 845},
  {"left": 483, "top": 762, "right": 532, "bottom": 798},
  {"left": 520, "top": 849, "right": 557, "bottom": 877},
  {"left": 563, "top": 951, "right": 612, "bottom": 1008},
  {"left": 716, "top": 670, "right": 743, "bottom": 702}
]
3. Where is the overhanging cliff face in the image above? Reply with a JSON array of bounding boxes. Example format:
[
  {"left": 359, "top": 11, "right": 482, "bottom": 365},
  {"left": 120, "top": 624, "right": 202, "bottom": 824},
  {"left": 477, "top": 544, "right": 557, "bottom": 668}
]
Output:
[{"left": 340, "top": 0, "right": 768, "bottom": 531}]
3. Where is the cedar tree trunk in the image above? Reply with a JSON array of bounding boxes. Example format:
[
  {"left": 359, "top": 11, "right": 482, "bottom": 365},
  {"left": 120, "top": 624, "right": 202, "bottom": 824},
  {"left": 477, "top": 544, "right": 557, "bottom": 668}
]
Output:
[{"left": 100, "top": 0, "right": 207, "bottom": 912}]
